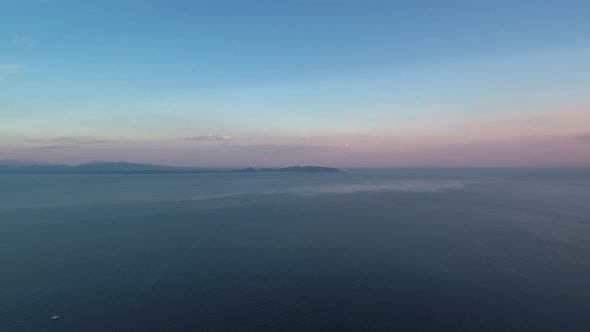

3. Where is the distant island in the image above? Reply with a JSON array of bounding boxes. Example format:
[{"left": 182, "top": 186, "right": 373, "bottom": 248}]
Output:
[{"left": 0, "top": 161, "right": 340, "bottom": 174}]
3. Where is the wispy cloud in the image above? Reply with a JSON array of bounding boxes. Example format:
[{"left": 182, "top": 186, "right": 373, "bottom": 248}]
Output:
[
  {"left": 178, "top": 135, "right": 233, "bottom": 141},
  {"left": 572, "top": 133, "right": 590, "bottom": 143},
  {"left": 11, "top": 35, "right": 36, "bottom": 47},
  {"left": 30, "top": 145, "right": 79, "bottom": 150},
  {"left": 25, "top": 136, "right": 115, "bottom": 144},
  {"left": 0, "top": 64, "right": 25, "bottom": 73}
]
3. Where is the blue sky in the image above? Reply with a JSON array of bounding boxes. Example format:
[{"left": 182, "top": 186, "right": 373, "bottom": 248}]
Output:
[{"left": 1, "top": 0, "right": 589, "bottom": 166}]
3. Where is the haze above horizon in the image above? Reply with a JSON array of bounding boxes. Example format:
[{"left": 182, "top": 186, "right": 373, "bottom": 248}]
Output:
[{"left": 1, "top": 0, "right": 589, "bottom": 167}]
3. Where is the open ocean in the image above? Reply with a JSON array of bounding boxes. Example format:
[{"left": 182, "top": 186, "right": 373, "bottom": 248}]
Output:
[{"left": 1, "top": 168, "right": 590, "bottom": 331}]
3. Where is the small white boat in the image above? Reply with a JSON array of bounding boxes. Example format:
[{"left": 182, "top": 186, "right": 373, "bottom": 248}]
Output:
[{"left": 51, "top": 312, "right": 60, "bottom": 320}]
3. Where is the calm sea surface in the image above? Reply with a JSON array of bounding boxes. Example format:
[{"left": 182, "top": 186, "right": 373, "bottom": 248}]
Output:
[{"left": 1, "top": 168, "right": 590, "bottom": 331}]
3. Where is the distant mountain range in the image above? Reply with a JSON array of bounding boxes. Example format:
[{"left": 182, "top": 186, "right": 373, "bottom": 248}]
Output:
[{"left": 0, "top": 161, "right": 340, "bottom": 174}]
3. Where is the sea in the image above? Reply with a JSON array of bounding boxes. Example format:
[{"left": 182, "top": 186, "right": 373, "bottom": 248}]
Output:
[{"left": 1, "top": 168, "right": 590, "bottom": 331}]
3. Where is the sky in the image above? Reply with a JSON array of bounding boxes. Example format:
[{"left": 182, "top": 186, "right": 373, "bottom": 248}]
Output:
[{"left": 1, "top": 0, "right": 589, "bottom": 167}]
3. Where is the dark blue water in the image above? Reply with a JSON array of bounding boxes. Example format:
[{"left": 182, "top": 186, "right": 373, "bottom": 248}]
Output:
[{"left": 1, "top": 169, "right": 590, "bottom": 331}]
